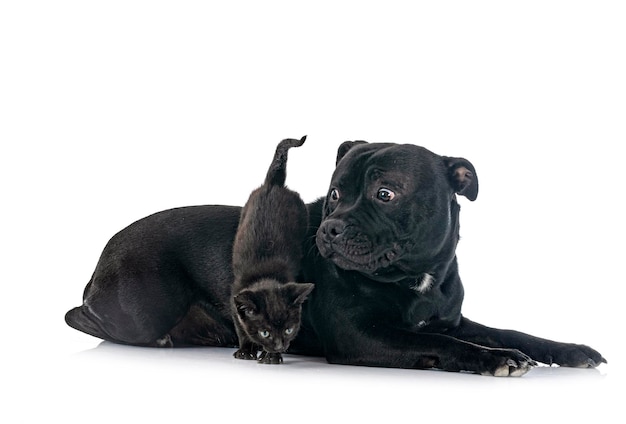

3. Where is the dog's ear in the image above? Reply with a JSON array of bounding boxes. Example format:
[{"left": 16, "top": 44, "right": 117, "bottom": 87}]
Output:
[
  {"left": 442, "top": 156, "right": 479, "bottom": 201},
  {"left": 336, "top": 141, "right": 368, "bottom": 165}
]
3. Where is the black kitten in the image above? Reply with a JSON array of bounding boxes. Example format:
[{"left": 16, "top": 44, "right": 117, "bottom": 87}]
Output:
[{"left": 231, "top": 136, "right": 314, "bottom": 364}]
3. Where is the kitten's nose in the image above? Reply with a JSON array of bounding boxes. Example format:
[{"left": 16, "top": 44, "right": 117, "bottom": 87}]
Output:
[{"left": 274, "top": 340, "right": 284, "bottom": 351}]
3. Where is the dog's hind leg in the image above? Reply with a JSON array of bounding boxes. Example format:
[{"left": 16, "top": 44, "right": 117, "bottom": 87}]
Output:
[
  {"left": 168, "top": 302, "right": 237, "bottom": 347},
  {"left": 65, "top": 304, "right": 111, "bottom": 341},
  {"left": 65, "top": 299, "right": 182, "bottom": 347},
  {"left": 65, "top": 270, "right": 196, "bottom": 346}
]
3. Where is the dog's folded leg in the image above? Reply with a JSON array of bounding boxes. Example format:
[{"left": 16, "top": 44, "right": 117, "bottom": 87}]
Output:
[
  {"left": 321, "top": 324, "right": 536, "bottom": 377},
  {"left": 65, "top": 305, "right": 111, "bottom": 342},
  {"left": 448, "top": 316, "right": 606, "bottom": 368}
]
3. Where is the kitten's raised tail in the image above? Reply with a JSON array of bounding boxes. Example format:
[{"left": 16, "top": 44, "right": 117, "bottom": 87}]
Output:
[{"left": 264, "top": 135, "right": 307, "bottom": 187}]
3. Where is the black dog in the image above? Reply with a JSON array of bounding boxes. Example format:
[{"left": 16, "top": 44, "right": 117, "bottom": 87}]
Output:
[{"left": 65, "top": 141, "right": 605, "bottom": 376}]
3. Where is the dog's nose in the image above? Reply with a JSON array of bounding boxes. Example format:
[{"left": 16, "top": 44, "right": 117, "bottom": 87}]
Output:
[{"left": 320, "top": 219, "right": 346, "bottom": 240}]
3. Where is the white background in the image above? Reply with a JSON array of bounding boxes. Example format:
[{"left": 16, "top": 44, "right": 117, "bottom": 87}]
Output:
[{"left": 1, "top": 1, "right": 624, "bottom": 422}]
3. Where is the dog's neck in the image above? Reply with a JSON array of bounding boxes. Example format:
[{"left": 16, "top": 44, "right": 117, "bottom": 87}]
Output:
[{"left": 362, "top": 252, "right": 462, "bottom": 296}]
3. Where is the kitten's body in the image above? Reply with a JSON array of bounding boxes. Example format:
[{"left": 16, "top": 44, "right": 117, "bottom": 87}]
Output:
[{"left": 231, "top": 136, "right": 314, "bottom": 364}]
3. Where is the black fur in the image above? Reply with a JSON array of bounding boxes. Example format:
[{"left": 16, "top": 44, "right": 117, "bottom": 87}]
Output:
[
  {"left": 65, "top": 141, "right": 605, "bottom": 376},
  {"left": 65, "top": 205, "right": 241, "bottom": 348},
  {"left": 230, "top": 136, "right": 314, "bottom": 364}
]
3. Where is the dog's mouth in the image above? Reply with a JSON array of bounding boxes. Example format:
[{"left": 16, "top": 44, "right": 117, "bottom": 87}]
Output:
[
  {"left": 325, "top": 249, "right": 400, "bottom": 275},
  {"left": 316, "top": 226, "right": 402, "bottom": 274}
]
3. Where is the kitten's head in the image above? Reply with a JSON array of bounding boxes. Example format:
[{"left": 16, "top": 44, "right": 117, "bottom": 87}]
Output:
[{"left": 233, "top": 280, "right": 315, "bottom": 353}]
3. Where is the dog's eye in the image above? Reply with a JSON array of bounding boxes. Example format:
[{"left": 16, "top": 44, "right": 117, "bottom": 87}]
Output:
[
  {"left": 377, "top": 188, "right": 395, "bottom": 202},
  {"left": 330, "top": 188, "right": 340, "bottom": 201},
  {"left": 259, "top": 330, "right": 270, "bottom": 338}
]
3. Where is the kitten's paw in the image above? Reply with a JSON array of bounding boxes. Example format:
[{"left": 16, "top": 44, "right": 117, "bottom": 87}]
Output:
[
  {"left": 258, "top": 351, "right": 283, "bottom": 364},
  {"left": 233, "top": 349, "right": 258, "bottom": 360}
]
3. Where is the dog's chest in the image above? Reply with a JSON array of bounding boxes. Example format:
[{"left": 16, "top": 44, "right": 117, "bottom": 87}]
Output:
[
  {"left": 410, "top": 273, "right": 435, "bottom": 294},
  {"left": 396, "top": 274, "right": 448, "bottom": 331},
  {"left": 401, "top": 296, "right": 438, "bottom": 331}
]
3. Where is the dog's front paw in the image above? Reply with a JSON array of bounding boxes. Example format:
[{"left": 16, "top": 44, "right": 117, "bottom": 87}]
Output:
[
  {"left": 233, "top": 348, "right": 258, "bottom": 360},
  {"left": 258, "top": 351, "right": 283, "bottom": 364},
  {"left": 440, "top": 347, "right": 536, "bottom": 376},
  {"left": 480, "top": 349, "right": 537, "bottom": 377},
  {"left": 541, "top": 343, "right": 606, "bottom": 368},
  {"left": 445, "top": 347, "right": 536, "bottom": 377}
]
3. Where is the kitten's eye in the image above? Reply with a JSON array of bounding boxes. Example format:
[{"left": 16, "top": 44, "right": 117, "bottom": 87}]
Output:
[
  {"left": 377, "top": 188, "right": 395, "bottom": 202},
  {"left": 285, "top": 327, "right": 294, "bottom": 335},
  {"left": 259, "top": 330, "right": 270, "bottom": 338},
  {"left": 329, "top": 188, "right": 340, "bottom": 202}
]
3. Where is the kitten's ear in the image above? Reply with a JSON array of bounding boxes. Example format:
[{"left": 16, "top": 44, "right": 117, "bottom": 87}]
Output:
[
  {"left": 233, "top": 290, "right": 258, "bottom": 315},
  {"left": 284, "top": 282, "right": 315, "bottom": 305}
]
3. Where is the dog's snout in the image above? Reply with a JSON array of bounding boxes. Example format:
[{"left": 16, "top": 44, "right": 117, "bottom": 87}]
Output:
[
  {"left": 321, "top": 219, "right": 346, "bottom": 240},
  {"left": 316, "top": 219, "right": 347, "bottom": 258}
]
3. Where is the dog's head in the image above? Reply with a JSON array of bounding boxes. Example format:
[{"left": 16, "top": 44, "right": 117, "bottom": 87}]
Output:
[{"left": 316, "top": 141, "right": 478, "bottom": 282}]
